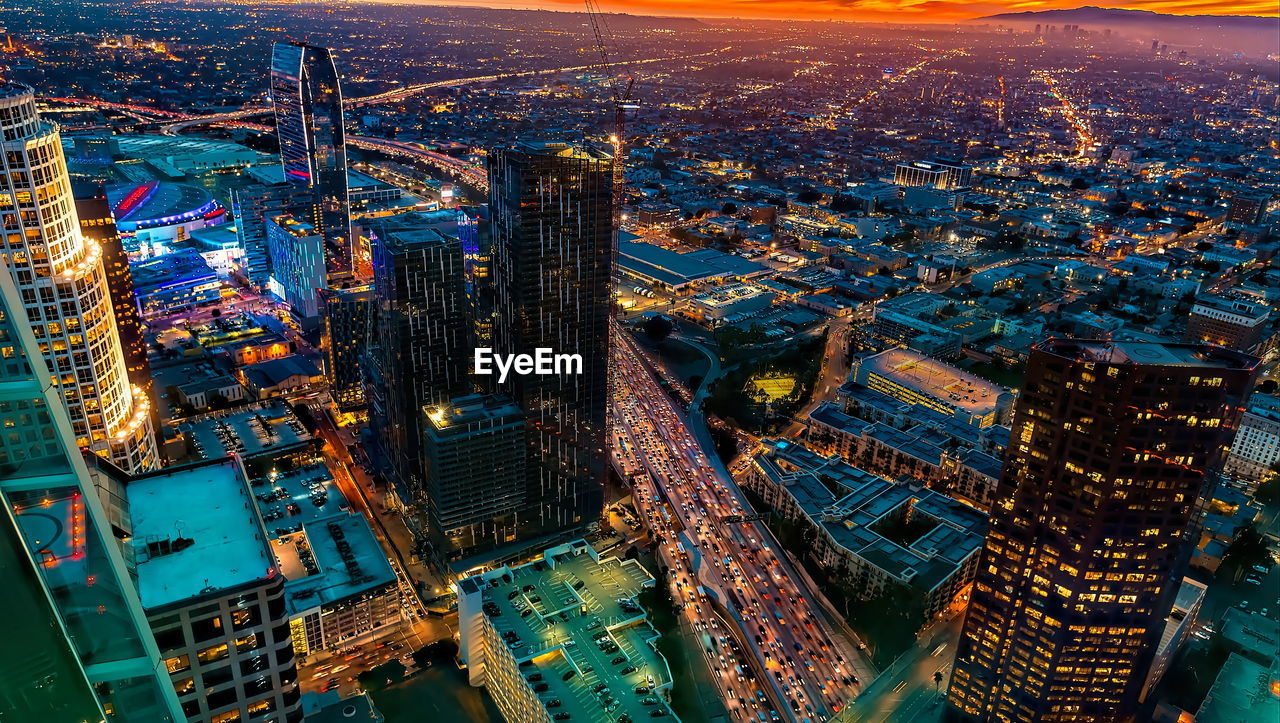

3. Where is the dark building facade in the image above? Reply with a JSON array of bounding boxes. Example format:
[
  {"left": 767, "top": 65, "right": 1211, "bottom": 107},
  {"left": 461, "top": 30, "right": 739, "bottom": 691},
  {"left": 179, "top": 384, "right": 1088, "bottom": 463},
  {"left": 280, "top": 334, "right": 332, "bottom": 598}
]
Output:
[
  {"left": 947, "top": 340, "right": 1256, "bottom": 722},
  {"left": 488, "top": 140, "right": 613, "bottom": 538},
  {"left": 270, "top": 41, "right": 350, "bottom": 273},
  {"left": 422, "top": 393, "right": 527, "bottom": 566},
  {"left": 367, "top": 213, "right": 473, "bottom": 503},
  {"left": 322, "top": 284, "right": 374, "bottom": 413},
  {"left": 1226, "top": 191, "right": 1270, "bottom": 226},
  {"left": 72, "top": 186, "right": 154, "bottom": 392}
]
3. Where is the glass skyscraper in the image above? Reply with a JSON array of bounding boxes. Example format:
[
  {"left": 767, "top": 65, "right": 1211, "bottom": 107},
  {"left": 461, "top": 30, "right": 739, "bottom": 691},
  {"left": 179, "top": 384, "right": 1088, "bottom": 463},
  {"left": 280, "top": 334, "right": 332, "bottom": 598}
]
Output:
[
  {"left": 947, "top": 340, "right": 1256, "bottom": 722},
  {"left": 488, "top": 140, "right": 613, "bottom": 538},
  {"left": 0, "top": 258, "right": 182, "bottom": 721},
  {"left": 367, "top": 212, "right": 473, "bottom": 503},
  {"left": 0, "top": 82, "right": 158, "bottom": 473},
  {"left": 269, "top": 41, "right": 351, "bottom": 273}
]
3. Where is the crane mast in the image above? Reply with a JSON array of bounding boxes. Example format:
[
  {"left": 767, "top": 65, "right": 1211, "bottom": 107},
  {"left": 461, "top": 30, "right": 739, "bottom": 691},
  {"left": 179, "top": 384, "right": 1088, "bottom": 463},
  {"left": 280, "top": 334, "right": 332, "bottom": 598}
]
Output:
[{"left": 583, "top": 0, "right": 631, "bottom": 228}]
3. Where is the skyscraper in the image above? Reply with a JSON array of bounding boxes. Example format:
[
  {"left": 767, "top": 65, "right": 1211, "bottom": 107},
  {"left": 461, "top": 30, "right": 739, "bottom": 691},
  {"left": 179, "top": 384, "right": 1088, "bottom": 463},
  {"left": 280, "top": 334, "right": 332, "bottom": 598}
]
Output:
[
  {"left": 264, "top": 213, "right": 327, "bottom": 330},
  {"left": 0, "top": 256, "right": 183, "bottom": 721},
  {"left": 73, "top": 182, "right": 163, "bottom": 461},
  {"left": 0, "top": 82, "right": 158, "bottom": 473},
  {"left": 367, "top": 211, "right": 473, "bottom": 502},
  {"left": 270, "top": 41, "right": 351, "bottom": 272},
  {"left": 321, "top": 284, "right": 373, "bottom": 413},
  {"left": 489, "top": 140, "right": 613, "bottom": 536},
  {"left": 947, "top": 340, "right": 1256, "bottom": 722}
]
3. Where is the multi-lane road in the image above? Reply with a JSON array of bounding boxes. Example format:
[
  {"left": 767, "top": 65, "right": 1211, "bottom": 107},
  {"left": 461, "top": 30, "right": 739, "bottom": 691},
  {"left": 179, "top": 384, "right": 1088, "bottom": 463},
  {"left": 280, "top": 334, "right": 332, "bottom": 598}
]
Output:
[{"left": 611, "top": 325, "right": 872, "bottom": 721}]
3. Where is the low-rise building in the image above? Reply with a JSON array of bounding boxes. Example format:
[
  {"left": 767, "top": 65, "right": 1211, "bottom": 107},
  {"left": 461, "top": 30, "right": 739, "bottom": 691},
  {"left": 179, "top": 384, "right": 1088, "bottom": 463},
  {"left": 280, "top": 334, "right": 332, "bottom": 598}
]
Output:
[
  {"left": 743, "top": 439, "right": 987, "bottom": 622},
  {"left": 131, "top": 249, "right": 223, "bottom": 317},
  {"left": 851, "top": 348, "right": 1013, "bottom": 428},
  {"left": 1185, "top": 294, "right": 1272, "bottom": 353}
]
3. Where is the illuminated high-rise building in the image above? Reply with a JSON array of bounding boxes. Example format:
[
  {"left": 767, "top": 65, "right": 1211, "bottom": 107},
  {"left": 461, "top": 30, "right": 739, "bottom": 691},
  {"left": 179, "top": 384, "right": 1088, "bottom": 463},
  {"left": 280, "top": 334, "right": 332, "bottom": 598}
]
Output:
[
  {"left": 73, "top": 183, "right": 163, "bottom": 461},
  {"left": 0, "top": 82, "right": 157, "bottom": 472},
  {"left": 488, "top": 140, "right": 613, "bottom": 537},
  {"left": 0, "top": 257, "right": 183, "bottom": 722},
  {"left": 321, "top": 284, "right": 373, "bottom": 413},
  {"left": 366, "top": 211, "right": 473, "bottom": 502},
  {"left": 270, "top": 41, "right": 351, "bottom": 272},
  {"left": 947, "top": 340, "right": 1256, "bottom": 722}
]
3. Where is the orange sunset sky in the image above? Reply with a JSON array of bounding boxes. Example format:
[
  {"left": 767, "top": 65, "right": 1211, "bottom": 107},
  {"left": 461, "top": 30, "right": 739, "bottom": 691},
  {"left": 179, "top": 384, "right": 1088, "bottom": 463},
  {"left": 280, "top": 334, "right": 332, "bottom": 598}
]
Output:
[{"left": 374, "top": 0, "right": 1280, "bottom": 22}]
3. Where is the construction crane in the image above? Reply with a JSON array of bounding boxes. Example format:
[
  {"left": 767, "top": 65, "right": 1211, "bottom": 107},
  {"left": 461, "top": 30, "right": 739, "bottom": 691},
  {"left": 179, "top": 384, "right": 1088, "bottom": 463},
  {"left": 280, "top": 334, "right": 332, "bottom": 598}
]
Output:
[{"left": 584, "top": 0, "right": 636, "bottom": 227}]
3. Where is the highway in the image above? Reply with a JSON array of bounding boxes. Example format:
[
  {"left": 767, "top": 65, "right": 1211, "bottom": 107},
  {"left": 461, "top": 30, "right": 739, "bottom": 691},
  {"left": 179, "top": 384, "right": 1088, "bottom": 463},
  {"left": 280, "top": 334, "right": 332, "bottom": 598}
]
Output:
[
  {"left": 611, "top": 325, "right": 869, "bottom": 721},
  {"left": 151, "top": 48, "right": 727, "bottom": 134}
]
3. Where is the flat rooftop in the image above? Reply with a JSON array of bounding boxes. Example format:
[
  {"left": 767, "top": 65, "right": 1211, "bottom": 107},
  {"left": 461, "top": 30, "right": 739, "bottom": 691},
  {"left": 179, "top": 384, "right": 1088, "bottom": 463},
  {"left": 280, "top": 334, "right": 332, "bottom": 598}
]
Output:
[
  {"left": 277, "top": 512, "right": 397, "bottom": 614},
  {"left": 857, "top": 348, "right": 1008, "bottom": 415},
  {"left": 183, "top": 401, "right": 314, "bottom": 460},
  {"left": 461, "top": 541, "right": 676, "bottom": 721},
  {"left": 754, "top": 440, "right": 987, "bottom": 592},
  {"left": 249, "top": 461, "right": 351, "bottom": 535},
  {"left": 128, "top": 458, "right": 275, "bottom": 610},
  {"left": 1038, "top": 339, "right": 1259, "bottom": 371}
]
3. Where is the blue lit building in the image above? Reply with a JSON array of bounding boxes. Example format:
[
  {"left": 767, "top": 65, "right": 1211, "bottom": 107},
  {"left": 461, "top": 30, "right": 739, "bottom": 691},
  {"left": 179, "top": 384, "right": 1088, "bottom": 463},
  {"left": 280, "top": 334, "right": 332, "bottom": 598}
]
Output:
[
  {"left": 265, "top": 213, "right": 328, "bottom": 330},
  {"left": 105, "top": 180, "right": 227, "bottom": 255},
  {"left": 130, "top": 249, "right": 222, "bottom": 317}
]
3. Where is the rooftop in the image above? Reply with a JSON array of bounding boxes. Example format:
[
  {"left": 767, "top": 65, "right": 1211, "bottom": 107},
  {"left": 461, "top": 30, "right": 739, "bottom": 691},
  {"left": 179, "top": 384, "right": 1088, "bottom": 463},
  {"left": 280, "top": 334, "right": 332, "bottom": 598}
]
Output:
[
  {"left": 276, "top": 512, "right": 397, "bottom": 614},
  {"left": 459, "top": 540, "right": 676, "bottom": 722},
  {"left": 855, "top": 348, "right": 1009, "bottom": 416},
  {"left": 105, "top": 180, "right": 223, "bottom": 228},
  {"left": 1037, "top": 339, "right": 1259, "bottom": 371},
  {"left": 754, "top": 440, "right": 987, "bottom": 592},
  {"left": 182, "top": 401, "right": 314, "bottom": 460},
  {"left": 425, "top": 393, "right": 524, "bottom": 435},
  {"left": 128, "top": 458, "right": 276, "bottom": 610},
  {"left": 130, "top": 249, "right": 218, "bottom": 293}
]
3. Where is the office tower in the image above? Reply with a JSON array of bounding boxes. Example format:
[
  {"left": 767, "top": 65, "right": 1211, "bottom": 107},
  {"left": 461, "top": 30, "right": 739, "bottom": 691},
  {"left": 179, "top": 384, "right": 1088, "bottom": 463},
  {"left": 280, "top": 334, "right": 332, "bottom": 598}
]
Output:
[
  {"left": 489, "top": 140, "right": 613, "bottom": 536},
  {"left": 1223, "top": 393, "right": 1280, "bottom": 489},
  {"left": 0, "top": 260, "right": 183, "bottom": 721},
  {"left": 422, "top": 393, "right": 527, "bottom": 565},
  {"left": 271, "top": 41, "right": 351, "bottom": 272},
  {"left": 126, "top": 458, "right": 303, "bottom": 723},
  {"left": 264, "top": 214, "right": 327, "bottom": 330},
  {"left": 1184, "top": 294, "right": 1271, "bottom": 353},
  {"left": 947, "top": 340, "right": 1256, "bottom": 722},
  {"left": 228, "top": 180, "right": 318, "bottom": 290},
  {"left": 0, "top": 82, "right": 158, "bottom": 472},
  {"left": 1226, "top": 191, "right": 1270, "bottom": 226},
  {"left": 367, "top": 212, "right": 472, "bottom": 499},
  {"left": 72, "top": 183, "right": 164, "bottom": 461},
  {"left": 893, "top": 158, "right": 974, "bottom": 190},
  {"left": 321, "top": 284, "right": 373, "bottom": 413}
]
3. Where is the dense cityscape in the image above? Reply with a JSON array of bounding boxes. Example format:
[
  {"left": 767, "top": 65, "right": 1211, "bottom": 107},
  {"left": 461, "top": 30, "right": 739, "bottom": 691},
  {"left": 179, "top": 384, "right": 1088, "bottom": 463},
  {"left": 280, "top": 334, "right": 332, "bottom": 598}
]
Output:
[{"left": 0, "top": 1, "right": 1278, "bottom": 722}]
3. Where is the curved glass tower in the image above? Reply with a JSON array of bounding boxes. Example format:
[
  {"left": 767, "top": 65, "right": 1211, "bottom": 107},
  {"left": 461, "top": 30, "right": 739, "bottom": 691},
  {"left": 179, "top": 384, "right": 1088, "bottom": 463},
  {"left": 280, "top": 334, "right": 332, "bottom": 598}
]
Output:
[
  {"left": 270, "top": 42, "right": 351, "bottom": 273},
  {"left": 0, "top": 82, "right": 157, "bottom": 473}
]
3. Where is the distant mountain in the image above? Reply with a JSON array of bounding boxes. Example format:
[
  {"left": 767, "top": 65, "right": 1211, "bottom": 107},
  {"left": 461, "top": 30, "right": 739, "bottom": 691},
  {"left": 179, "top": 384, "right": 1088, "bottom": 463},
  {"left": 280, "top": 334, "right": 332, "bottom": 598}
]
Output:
[
  {"left": 974, "top": 6, "right": 1278, "bottom": 56},
  {"left": 979, "top": 6, "right": 1275, "bottom": 31}
]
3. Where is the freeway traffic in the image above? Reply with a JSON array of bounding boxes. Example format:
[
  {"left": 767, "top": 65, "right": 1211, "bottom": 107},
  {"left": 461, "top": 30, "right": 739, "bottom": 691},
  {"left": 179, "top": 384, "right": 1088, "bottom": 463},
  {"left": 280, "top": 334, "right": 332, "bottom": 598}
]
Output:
[{"left": 610, "top": 326, "right": 868, "bottom": 722}]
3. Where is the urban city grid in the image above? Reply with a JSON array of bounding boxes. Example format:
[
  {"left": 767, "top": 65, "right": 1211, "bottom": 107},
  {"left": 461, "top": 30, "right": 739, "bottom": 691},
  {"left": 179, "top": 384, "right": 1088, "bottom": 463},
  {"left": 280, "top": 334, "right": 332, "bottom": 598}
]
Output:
[{"left": 0, "top": 1, "right": 1277, "bottom": 722}]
